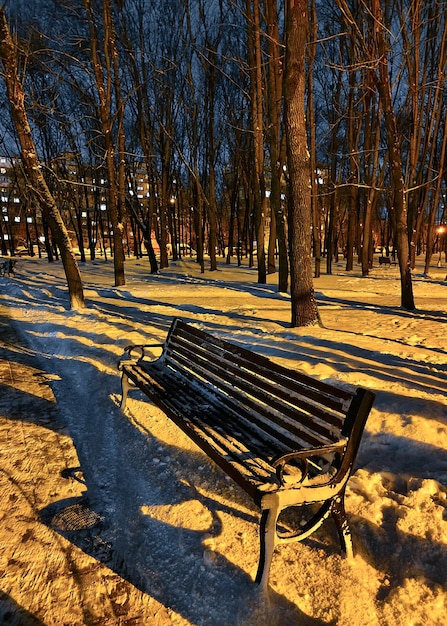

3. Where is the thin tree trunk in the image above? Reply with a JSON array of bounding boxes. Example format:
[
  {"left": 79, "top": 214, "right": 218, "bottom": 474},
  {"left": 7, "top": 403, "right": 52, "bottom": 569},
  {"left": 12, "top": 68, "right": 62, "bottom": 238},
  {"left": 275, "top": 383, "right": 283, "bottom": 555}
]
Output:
[
  {"left": 424, "top": 110, "right": 447, "bottom": 274},
  {"left": 204, "top": 48, "right": 218, "bottom": 272},
  {"left": 84, "top": 0, "right": 126, "bottom": 287},
  {"left": 266, "top": 0, "right": 288, "bottom": 290},
  {"left": 345, "top": 50, "right": 360, "bottom": 272},
  {"left": 373, "top": 0, "right": 415, "bottom": 309},
  {"left": 308, "top": 0, "right": 321, "bottom": 279},
  {"left": 246, "top": 0, "right": 266, "bottom": 284}
]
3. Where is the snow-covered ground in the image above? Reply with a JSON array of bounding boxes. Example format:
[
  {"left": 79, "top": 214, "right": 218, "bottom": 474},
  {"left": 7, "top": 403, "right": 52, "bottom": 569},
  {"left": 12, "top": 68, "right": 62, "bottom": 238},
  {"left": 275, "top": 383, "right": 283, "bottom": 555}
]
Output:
[{"left": 1, "top": 254, "right": 446, "bottom": 625}]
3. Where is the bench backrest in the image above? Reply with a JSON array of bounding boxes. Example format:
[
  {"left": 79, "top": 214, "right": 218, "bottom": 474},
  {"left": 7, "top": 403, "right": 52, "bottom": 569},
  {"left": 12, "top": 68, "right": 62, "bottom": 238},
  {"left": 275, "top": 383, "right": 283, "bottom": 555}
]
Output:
[{"left": 162, "top": 318, "right": 374, "bottom": 466}]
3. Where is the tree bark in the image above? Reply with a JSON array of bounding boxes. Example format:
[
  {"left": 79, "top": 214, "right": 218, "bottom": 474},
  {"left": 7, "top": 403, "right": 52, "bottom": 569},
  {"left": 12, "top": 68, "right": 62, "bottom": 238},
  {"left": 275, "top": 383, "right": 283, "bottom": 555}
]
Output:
[
  {"left": 284, "top": 0, "right": 320, "bottom": 327},
  {"left": 0, "top": 9, "right": 85, "bottom": 310},
  {"left": 345, "top": 61, "right": 359, "bottom": 272}
]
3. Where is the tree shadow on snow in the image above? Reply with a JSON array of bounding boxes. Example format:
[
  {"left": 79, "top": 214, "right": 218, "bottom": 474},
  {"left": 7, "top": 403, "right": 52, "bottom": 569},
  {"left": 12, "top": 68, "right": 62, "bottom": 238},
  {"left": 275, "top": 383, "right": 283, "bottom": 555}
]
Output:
[
  {"left": 357, "top": 431, "right": 447, "bottom": 488},
  {"left": 317, "top": 292, "right": 447, "bottom": 327},
  {"left": 0, "top": 592, "right": 46, "bottom": 626},
  {"left": 39, "top": 419, "right": 325, "bottom": 626},
  {"left": 353, "top": 507, "right": 447, "bottom": 601},
  {"left": 0, "top": 313, "right": 65, "bottom": 434}
]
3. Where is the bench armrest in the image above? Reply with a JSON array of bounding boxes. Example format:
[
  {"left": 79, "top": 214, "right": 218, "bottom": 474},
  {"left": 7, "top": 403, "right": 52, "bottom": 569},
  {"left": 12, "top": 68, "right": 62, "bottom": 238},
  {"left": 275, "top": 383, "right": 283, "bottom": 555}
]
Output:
[
  {"left": 272, "top": 440, "right": 347, "bottom": 487},
  {"left": 120, "top": 343, "right": 164, "bottom": 363}
]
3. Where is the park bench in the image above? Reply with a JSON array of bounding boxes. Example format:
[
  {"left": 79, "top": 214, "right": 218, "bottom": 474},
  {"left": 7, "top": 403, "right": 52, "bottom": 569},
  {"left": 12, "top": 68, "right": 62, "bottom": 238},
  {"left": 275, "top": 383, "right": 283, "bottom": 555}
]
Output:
[
  {"left": 0, "top": 258, "right": 16, "bottom": 276},
  {"left": 118, "top": 317, "right": 375, "bottom": 587},
  {"left": 378, "top": 256, "right": 391, "bottom": 265}
]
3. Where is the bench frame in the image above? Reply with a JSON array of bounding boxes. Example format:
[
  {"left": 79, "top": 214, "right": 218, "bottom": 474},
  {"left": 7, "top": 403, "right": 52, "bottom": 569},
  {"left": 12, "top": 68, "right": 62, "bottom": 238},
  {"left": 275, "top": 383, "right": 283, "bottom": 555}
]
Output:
[{"left": 119, "top": 317, "right": 375, "bottom": 588}]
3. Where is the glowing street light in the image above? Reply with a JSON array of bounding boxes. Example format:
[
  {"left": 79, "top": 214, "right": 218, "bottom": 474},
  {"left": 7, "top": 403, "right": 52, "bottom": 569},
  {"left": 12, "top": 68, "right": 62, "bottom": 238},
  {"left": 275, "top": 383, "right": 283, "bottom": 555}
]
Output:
[{"left": 437, "top": 225, "right": 445, "bottom": 266}]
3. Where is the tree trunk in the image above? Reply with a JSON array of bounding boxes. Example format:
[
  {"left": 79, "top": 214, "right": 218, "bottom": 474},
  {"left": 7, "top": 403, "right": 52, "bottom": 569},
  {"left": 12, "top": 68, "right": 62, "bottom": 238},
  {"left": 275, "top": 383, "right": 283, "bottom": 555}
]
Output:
[
  {"left": 246, "top": 0, "right": 266, "bottom": 284},
  {"left": 345, "top": 54, "right": 360, "bottom": 272},
  {"left": 424, "top": 111, "right": 447, "bottom": 274},
  {"left": 361, "top": 94, "right": 382, "bottom": 276},
  {"left": 285, "top": 0, "right": 320, "bottom": 327},
  {"left": 326, "top": 74, "right": 342, "bottom": 276},
  {"left": 265, "top": 0, "right": 288, "bottom": 290},
  {"left": 372, "top": 0, "right": 415, "bottom": 309},
  {"left": 0, "top": 9, "right": 85, "bottom": 310},
  {"left": 84, "top": 0, "right": 126, "bottom": 287},
  {"left": 307, "top": 0, "right": 321, "bottom": 279}
]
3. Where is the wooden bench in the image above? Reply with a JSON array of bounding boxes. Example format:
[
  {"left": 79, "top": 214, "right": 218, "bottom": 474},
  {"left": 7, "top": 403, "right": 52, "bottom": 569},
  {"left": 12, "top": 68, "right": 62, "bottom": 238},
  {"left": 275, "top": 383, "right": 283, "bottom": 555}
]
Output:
[
  {"left": 118, "top": 317, "right": 375, "bottom": 587},
  {"left": 378, "top": 256, "right": 391, "bottom": 265},
  {"left": 0, "top": 258, "right": 16, "bottom": 276}
]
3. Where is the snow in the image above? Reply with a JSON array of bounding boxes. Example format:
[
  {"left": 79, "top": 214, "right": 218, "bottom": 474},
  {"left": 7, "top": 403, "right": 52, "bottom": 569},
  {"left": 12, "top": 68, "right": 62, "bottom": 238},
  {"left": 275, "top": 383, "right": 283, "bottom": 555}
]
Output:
[{"left": 1, "top": 255, "right": 446, "bottom": 625}]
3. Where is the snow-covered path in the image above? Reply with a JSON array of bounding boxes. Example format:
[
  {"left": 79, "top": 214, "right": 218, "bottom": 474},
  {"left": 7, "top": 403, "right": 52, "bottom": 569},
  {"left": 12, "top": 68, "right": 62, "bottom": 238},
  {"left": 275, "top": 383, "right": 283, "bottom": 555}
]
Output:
[{"left": 1, "top": 256, "right": 446, "bottom": 625}]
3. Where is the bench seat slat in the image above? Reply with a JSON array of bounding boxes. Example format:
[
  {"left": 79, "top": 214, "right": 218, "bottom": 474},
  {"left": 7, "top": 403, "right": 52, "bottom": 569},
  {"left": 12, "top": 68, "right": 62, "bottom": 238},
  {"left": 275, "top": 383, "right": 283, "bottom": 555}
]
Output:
[
  {"left": 147, "top": 358, "right": 337, "bottom": 453},
  {"left": 170, "top": 322, "right": 353, "bottom": 405},
  {"left": 166, "top": 346, "right": 343, "bottom": 444},
  {"left": 122, "top": 365, "right": 340, "bottom": 492},
  {"left": 123, "top": 363, "right": 282, "bottom": 491},
  {"left": 167, "top": 330, "right": 351, "bottom": 422},
  {"left": 128, "top": 361, "right": 314, "bottom": 458}
]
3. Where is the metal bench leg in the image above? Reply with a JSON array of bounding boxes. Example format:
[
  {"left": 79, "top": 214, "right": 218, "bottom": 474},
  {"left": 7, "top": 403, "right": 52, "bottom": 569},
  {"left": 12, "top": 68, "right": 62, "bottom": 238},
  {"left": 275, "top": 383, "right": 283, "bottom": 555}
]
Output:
[
  {"left": 255, "top": 505, "right": 280, "bottom": 589},
  {"left": 120, "top": 372, "right": 131, "bottom": 410},
  {"left": 330, "top": 491, "right": 353, "bottom": 558}
]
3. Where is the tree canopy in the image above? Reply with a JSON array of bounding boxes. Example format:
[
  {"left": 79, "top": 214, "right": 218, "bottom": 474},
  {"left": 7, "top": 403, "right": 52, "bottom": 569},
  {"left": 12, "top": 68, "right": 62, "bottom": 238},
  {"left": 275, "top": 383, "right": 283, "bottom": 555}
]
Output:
[{"left": 1, "top": 0, "right": 446, "bottom": 319}]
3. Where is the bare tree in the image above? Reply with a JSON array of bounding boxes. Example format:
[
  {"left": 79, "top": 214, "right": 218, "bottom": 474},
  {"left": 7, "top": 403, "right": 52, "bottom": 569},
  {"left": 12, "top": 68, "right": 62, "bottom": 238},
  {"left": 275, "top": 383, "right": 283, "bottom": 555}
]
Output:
[
  {"left": 245, "top": 0, "right": 267, "bottom": 284},
  {"left": 265, "top": 0, "right": 288, "bottom": 290},
  {"left": 84, "top": 0, "right": 126, "bottom": 287},
  {"left": 371, "top": 0, "right": 414, "bottom": 309},
  {"left": 335, "top": 0, "right": 415, "bottom": 309},
  {"left": 402, "top": 1, "right": 447, "bottom": 268},
  {"left": 285, "top": 0, "right": 320, "bottom": 327},
  {"left": 0, "top": 8, "right": 85, "bottom": 310},
  {"left": 307, "top": 0, "right": 322, "bottom": 279}
]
